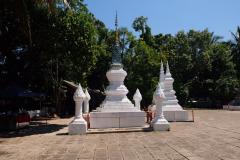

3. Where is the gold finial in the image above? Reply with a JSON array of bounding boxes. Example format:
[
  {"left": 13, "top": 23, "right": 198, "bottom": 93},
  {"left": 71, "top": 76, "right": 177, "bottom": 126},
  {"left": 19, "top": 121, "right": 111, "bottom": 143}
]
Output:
[{"left": 115, "top": 11, "right": 119, "bottom": 42}]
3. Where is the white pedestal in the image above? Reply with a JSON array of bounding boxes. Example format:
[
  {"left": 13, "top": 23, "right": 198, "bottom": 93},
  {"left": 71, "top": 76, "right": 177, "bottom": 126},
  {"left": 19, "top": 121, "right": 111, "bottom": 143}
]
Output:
[
  {"left": 163, "top": 103, "right": 189, "bottom": 121},
  {"left": 163, "top": 110, "right": 188, "bottom": 121},
  {"left": 68, "top": 118, "right": 87, "bottom": 135},
  {"left": 152, "top": 118, "right": 170, "bottom": 131},
  {"left": 228, "top": 105, "right": 240, "bottom": 111},
  {"left": 90, "top": 111, "right": 145, "bottom": 128},
  {"left": 151, "top": 105, "right": 189, "bottom": 121}
]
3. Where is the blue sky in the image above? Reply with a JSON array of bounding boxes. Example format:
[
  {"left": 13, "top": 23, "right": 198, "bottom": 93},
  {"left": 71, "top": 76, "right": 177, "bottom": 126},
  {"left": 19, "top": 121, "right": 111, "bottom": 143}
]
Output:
[{"left": 85, "top": 0, "right": 240, "bottom": 40}]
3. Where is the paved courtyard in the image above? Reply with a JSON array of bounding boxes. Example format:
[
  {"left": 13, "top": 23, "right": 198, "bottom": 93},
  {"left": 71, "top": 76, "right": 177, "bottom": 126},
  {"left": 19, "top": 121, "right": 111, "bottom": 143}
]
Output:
[{"left": 0, "top": 110, "right": 240, "bottom": 160}]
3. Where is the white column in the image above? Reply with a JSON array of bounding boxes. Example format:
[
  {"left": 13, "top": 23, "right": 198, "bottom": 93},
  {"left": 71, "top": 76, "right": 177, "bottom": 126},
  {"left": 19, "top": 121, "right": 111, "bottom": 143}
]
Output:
[
  {"left": 74, "top": 100, "right": 83, "bottom": 118},
  {"left": 83, "top": 89, "right": 91, "bottom": 113},
  {"left": 68, "top": 84, "right": 87, "bottom": 134},
  {"left": 152, "top": 61, "right": 165, "bottom": 104},
  {"left": 152, "top": 83, "right": 170, "bottom": 131},
  {"left": 133, "top": 88, "right": 142, "bottom": 110}
]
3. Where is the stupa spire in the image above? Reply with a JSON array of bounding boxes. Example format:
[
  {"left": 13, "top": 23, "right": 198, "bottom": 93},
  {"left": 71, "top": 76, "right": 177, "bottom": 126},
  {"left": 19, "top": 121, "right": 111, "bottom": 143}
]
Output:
[
  {"left": 160, "top": 61, "right": 164, "bottom": 83},
  {"left": 115, "top": 11, "right": 119, "bottom": 43},
  {"left": 165, "top": 61, "right": 171, "bottom": 77},
  {"left": 111, "top": 11, "right": 122, "bottom": 65}
]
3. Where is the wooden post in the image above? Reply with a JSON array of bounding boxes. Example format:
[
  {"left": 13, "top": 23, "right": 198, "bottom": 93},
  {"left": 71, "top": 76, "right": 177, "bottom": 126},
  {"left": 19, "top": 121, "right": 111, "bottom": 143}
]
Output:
[{"left": 192, "top": 110, "right": 195, "bottom": 122}]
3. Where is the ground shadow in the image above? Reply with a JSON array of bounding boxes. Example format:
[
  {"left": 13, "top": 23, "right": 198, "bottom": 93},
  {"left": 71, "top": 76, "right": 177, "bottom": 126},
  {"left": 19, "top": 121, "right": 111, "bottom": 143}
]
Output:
[
  {"left": 56, "top": 132, "right": 68, "bottom": 136},
  {"left": 87, "top": 127, "right": 153, "bottom": 135},
  {"left": 0, "top": 121, "right": 67, "bottom": 138},
  {"left": 56, "top": 127, "right": 153, "bottom": 136}
]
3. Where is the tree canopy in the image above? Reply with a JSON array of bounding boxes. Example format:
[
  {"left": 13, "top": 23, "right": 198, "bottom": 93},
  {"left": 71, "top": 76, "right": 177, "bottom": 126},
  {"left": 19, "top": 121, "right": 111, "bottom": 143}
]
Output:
[{"left": 0, "top": 0, "right": 239, "bottom": 110}]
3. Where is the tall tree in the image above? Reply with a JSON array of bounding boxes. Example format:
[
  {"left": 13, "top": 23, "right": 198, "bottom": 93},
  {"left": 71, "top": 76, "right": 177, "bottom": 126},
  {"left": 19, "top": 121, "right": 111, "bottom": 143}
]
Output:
[
  {"left": 231, "top": 26, "right": 240, "bottom": 78},
  {"left": 132, "top": 16, "right": 153, "bottom": 46},
  {"left": 123, "top": 40, "right": 160, "bottom": 106}
]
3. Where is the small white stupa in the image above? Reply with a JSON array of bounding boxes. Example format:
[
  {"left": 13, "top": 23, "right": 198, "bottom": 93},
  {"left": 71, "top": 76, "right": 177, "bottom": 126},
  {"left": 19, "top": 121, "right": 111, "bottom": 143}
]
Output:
[
  {"left": 68, "top": 84, "right": 87, "bottom": 134},
  {"left": 162, "top": 61, "right": 188, "bottom": 121},
  {"left": 153, "top": 61, "right": 188, "bottom": 121},
  {"left": 163, "top": 62, "right": 183, "bottom": 110},
  {"left": 152, "top": 83, "right": 170, "bottom": 131},
  {"left": 133, "top": 88, "right": 142, "bottom": 110}
]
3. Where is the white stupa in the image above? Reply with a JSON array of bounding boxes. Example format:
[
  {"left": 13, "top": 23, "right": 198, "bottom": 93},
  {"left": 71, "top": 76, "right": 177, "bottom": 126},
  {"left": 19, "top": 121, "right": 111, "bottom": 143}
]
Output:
[
  {"left": 90, "top": 14, "right": 145, "bottom": 128},
  {"left": 163, "top": 62, "right": 183, "bottom": 111},
  {"left": 98, "top": 63, "right": 137, "bottom": 112},
  {"left": 153, "top": 61, "right": 189, "bottom": 121}
]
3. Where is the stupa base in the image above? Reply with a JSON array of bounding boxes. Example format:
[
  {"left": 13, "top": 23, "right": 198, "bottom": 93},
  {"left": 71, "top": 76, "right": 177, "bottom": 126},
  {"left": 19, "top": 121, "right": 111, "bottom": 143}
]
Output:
[
  {"left": 163, "top": 110, "right": 189, "bottom": 121},
  {"left": 152, "top": 104, "right": 189, "bottom": 121},
  {"left": 223, "top": 105, "right": 240, "bottom": 111},
  {"left": 90, "top": 111, "right": 146, "bottom": 128},
  {"left": 68, "top": 118, "right": 87, "bottom": 135},
  {"left": 152, "top": 118, "right": 170, "bottom": 131}
]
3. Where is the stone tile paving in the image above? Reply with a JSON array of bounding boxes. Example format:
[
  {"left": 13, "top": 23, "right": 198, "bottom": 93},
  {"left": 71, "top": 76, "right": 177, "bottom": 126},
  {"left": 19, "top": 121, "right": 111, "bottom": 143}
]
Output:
[{"left": 0, "top": 110, "right": 239, "bottom": 160}]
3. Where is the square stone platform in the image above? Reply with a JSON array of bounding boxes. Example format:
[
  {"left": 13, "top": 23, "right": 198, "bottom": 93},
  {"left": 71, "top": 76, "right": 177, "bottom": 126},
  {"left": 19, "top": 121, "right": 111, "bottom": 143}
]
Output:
[
  {"left": 163, "top": 110, "right": 189, "bottom": 121},
  {"left": 224, "top": 105, "right": 240, "bottom": 111},
  {"left": 151, "top": 104, "right": 189, "bottom": 121},
  {"left": 162, "top": 104, "right": 189, "bottom": 121},
  {"left": 90, "top": 111, "right": 146, "bottom": 128}
]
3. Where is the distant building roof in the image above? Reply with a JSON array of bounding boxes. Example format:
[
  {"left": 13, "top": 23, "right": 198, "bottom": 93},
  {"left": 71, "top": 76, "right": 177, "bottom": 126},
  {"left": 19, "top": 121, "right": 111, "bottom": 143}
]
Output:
[{"left": 62, "top": 80, "right": 78, "bottom": 89}]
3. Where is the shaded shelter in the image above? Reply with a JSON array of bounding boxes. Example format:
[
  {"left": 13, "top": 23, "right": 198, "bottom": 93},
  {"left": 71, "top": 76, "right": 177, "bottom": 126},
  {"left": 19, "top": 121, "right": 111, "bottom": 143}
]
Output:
[{"left": 0, "top": 84, "right": 45, "bottom": 112}]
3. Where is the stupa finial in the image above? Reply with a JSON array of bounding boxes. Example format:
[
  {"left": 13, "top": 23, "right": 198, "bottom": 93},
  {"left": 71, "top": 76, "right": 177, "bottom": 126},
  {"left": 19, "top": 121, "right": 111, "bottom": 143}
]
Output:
[
  {"left": 165, "top": 61, "right": 172, "bottom": 77},
  {"left": 166, "top": 61, "right": 170, "bottom": 72},
  {"left": 115, "top": 11, "right": 119, "bottom": 43},
  {"left": 111, "top": 11, "right": 122, "bottom": 66}
]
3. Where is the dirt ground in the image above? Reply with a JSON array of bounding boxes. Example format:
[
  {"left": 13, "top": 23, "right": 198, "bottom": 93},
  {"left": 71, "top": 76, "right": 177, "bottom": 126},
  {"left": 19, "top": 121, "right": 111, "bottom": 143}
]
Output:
[{"left": 0, "top": 110, "right": 240, "bottom": 160}]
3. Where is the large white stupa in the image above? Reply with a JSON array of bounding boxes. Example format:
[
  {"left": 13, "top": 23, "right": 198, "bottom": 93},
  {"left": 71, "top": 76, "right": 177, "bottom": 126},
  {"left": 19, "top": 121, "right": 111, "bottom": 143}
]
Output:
[{"left": 90, "top": 14, "right": 145, "bottom": 128}]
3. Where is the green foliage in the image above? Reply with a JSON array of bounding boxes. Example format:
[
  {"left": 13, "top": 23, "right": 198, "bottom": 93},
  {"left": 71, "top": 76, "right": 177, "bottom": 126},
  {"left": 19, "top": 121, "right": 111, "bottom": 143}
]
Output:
[
  {"left": 209, "top": 44, "right": 238, "bottom": 103},
  {"left": 123, "top": 28, "right": 239, "bottom": 106},
  {"left": 0, "top": 0, "right": 239, "bottom": 108},
  {"left": 230, "top": 26, "right": 240, "bottom": 79},
  {"left": 123, "top": 40, "right": 161, "bottom": 105},
  {"left": 132, "top": 16, "right": 154, "bottom": 46},
  {"left": 24, "top": 1, "right": 102, "bottom": 92},
  {"left": 132, "top": 16, "right": 148, "bottom": 36}
]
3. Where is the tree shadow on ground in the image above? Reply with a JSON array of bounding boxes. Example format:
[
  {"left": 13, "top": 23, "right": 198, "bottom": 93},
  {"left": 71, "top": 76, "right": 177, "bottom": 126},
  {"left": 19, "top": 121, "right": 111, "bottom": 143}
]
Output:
[{"left": 0, "top": 121, "right": 67, "bottom": 138}]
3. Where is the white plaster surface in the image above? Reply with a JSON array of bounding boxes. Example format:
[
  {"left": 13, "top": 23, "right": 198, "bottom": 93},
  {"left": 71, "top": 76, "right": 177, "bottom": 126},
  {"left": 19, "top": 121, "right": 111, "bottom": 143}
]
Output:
[
  {"left": 68, "top": 118, "right": 87, "bottom": 135},
  {"left": 99, "top": 65, "right": 137, "bottom": 112},
  {"left": 152, "top": 118, "right": 170, "bottom": 131},
  {"left": 133, "top": 88, "right": 142, "bottom": 110},
  {"left": 90, "top": 111, "right": 145, "bottom": 128},
  {"left": 163, "top": 110, "right": 188, "bottom": 121},
  {"left": 68, "top": 84, "right": 87, "bottom": 134},
  {"left": 228, "top": 105, "right": 240, "bottom": 110},
  {"left": 160, "top": 62, "right": 189, "bottom": 121},
  {"left": 90, "top": 63, "right": 145, "bottom": 128},
  {"left": 151, "top": 106, "right": 189, "bottom": 121},
  {"left": 83, "top": 89, "right": 91, "bottom": 113},
  {"left": 151, "top": 82, "right": 170, "bottom": 131}
]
